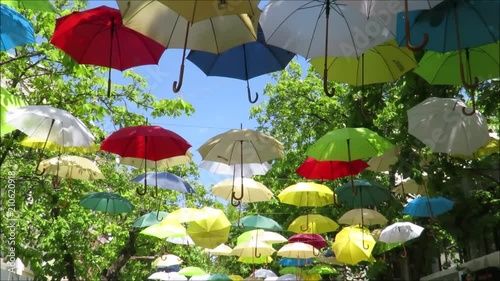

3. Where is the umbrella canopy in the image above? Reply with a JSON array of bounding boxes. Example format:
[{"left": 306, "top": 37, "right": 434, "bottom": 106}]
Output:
[
  {"left": 296, "top": 157, "right": 369, "bottom": 181},
  {"left": 238, "top": 255, "right": 273, "bottom": 264},
  {"left": 379, "top": 222, "right": 424, "bottom": 243},
  {"left": 208, "top": 274, "right": 232, "bottom": 281},
  {"left": 288, "top": 214, "right": 339, "bottom": 234},
  {"left": 199, "top": 161, "right": 272, "bottom": 177},
  {"left": 277, "top": 242, "right": 320, "bottom": 259},
  {"left": 153, "top": 254, "right": 183, "bottom": 267},
  {"left": 288, "top": 234, "right": 329, "bottom": 249},
  {"left": 20, "top": 137, "right": 100, "bottom": 154},
  {"left": 162, "top": 208, "right": 207, "bottom": 224},
  {"left": 187, "top": 207, "right": 231, "bottom": 249},
  {"left": 276, "top": 274, "right": 303, "bottom": 281},
  {"left": 237, "top": 229, "right": 288, "bottom": 245},
  {"left": 306, "top": 127, "right": 394, "bottom": 161},
  {"left": 237, "top": 215, "right": 283, "bottom": 232},
  {"left": 120, "top": 151, "right": 193, "bottom": 170},
  {"left": 133, "top": 211, "right": 170, "bottom": 228},
  {"left": 204, "top": 243, "right": 233, "bottom": 256},
  {"left": 231, "top": 240, "right": 277, "bottom": 257},
  {"left": 0, "top": 87, "right": 27, "bottom": 136},
  {"left": 212, "top": 177, "right": 273, "bottom": 203},
  {"left": 332, "top": 226, "right": 375, "bottom": 265},
  {"left": 279, "top": 267, "right": 303, "bottom": 276},
  {"left": 278, "top": 182, "right": 334, "bottom": 207},
  {"left": 0, "top": 4, "right": 35, "bottom": 51},
  {"left": 167, "top": 234, "right": 194, "bottom": 245},
  {"left": 2, "top": 0, "right": 55, "bottom": 12},
  {"left": 148, "top": 271, "right": 170, "bottom": 280},
  {"left": 338, "top": 208, "right": 388, "bottom": 226},
  {"left": 79, "top": 192, "right": 133, "bottom": 214},
  {"left": 335, "top": 179, "right": 391, "bottom": 208},
  {"left": 252, "top": 269, "right": 277, "bottom": 279},
  {"left": 131, "top": 172, "right": 195, "bottom": 193},
  {"left": 392, "top": 178, "right": 429, "bottom": 196},
  {"left": 141, "top": 223, "right": 186, "bottom": 239},
  {"left": 179, "top": 267, "right": 207, "bottom": 277},
  {"left": 366, "top": 146, "right": 400, "bottom": 172},
  {"left": 6, "top": 105, "right": 95, "bottom": 147},
  {"left": 307, "top": 264, "right": 337, "bottom": 275},
  {"left": 38, "top": 155, "right": 104, "bottom": 180},
  {"left": 407, "top": 97, "right": 490, "bottom": 156},
  {"left": 451, "top": 132, "right": 500, "bottom": 159},
  {"left": 278, "top": 258, "right": 314, "bottom": 267},
  {"left": 403, "top": 196, "right": 454, "bottom": 217}
]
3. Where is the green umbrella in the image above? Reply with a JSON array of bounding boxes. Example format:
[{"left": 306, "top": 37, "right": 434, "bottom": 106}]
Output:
[
  {"left": 79, "top": 192, "right": 134, "bottom": 214},
  {"left": 335, "top": 179, "right": 390, "bottom": 208},
  {"left": 307, "top": 264, "right": 337, "bottom": 275},
  {"left": 1, "top": 87, "right": 27, "bottom": 136},
  {"left": 236, "top": 215, "right": 283, "bottom": 232},
  {"left": 2, "top": 0, "right": 56, "bottom": 12},
  {"left": 279, "top": 267, "right": 303, "bottom": 275},
  {"left": 372, "top": 241, "right": 402, "bottom": 255},
  {"left": 178, "top": 266, "right": 207, "bottom": 277},
  {"left": 133, "top": 211, "right": 169, "bottom": 228},
  {"left": 208, "top": 273, "right": 231, "bottom": 281},
  {"left": 306, "top": 127, "right": 394, "bottom": 162},
  {"left": 414, "top": 42, "right": 499, "bottom": 86}
]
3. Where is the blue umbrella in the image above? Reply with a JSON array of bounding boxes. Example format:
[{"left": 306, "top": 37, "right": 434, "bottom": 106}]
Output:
[
  {"left": 131, "top": 171, "right": 194, "bottom": 194},
  {"left": 403, "top": 196, "right": 454, "bottom": 217},
  {"left": 186, "top": 25, "right": 295, "bottom": 103},
  {"left": 278, "top": 258, "right": 314, "bottom": 267},
  {"left": 157, "top": 264, "right": 180, "bottom": 272},
  {"left": 396, "top": 0, "right": 499, "bottom": 53},
  {"left": 0, "top": 4, "right": 35, "bottom": 51}
]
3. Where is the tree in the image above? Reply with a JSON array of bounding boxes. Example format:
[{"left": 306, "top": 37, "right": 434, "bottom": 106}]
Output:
[{"left": 249, "top": 60, "right": 499, "bottom": 280}]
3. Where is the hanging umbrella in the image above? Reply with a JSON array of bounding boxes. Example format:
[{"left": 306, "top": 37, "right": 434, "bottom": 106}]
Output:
[
  {"left": 237, "top": 229, "right": 288, "bottom": 245},
  {"left": 131, "top": 171, "right": 195, "bottom": 196},
  {"left": 260, "top": 0, "right": 393, "bottom": 95},
  {"left": 278, "top": 258, "right": 314, "bottom": 267},
  {"left": 379, "top": 222, "right": 424, "bottom": 257},
  {"left": 148, "top": 271, "right": 170, "bottom": 280},
  {"left": 252, "top": 269, "right": 277, "bottom": 279},
  {"left": 296, "top": 157, "right": 369, "bottom": 181},
  {"left": 133, "top": 211, "right": 170, "bottom": 228},
  {"left": 187, "top": 207, "right": 231, "bottom": 249},
  {"left": 2, "top": 0, "right": 55, "bottom": 12},
  {"left": 179, "top": 267, "right": 207, "bottom": 277},
  {"left": 307, "top": 264, "right": 337, "bottom": 275},
  {"left": 167, "top": 234, "right": 194, "bottom": 246},
  {"left": 288, "top": 234, "right": 329, "bottom": 249},
  {"left": 403, "top": 196, "right": 454, "bottom": 217},
  {"left": 288, "top": 214, "right": 339, "bottom": 234},
  {"left": 161, "top": 0, "right": 260, "bottom": 23},
  {"left": 335, "top": 179, "right": 391, "bottom": 208},
  {"left": 238, "top": 255, "right": 273, "bottom": 264},
  {"left": 279, "top": 267, "right": 303, "bottom": 276},
  {"left": 0, "top": 4, "right": 35, "bottom": 51},
  {"left": 230, "top": 240, "right": 277, "bottom": 258},
  {"left": 332, "top": 226, "right": 375, "bottom": 265},
  {"left": 20, "top": 137, "right": 100, "bottom": 154},
  {"left": 204, "top": 243, "right": 233, "bottom": 256},
  {"left": 0, "top": 87, "right": 27, "bottom": 136},
  {"left": 208, "top": 274, "right": 232, "bottom": 281},
  {"left": 366, "top": 146, "right": 400, "bottom": 172},
  {"left": 278, "top": 182, "right": 334, "bottom": 207},
  {"left": 101, "top": 125, "right": 191, "bottom": 196},
  {"left": 38, "top": 155, "right": 104, "bottom": 180},
  {"left": 407, "top": 97, "right": 490, "bottom": 155},
  {"left": 79, "top": 192, "right": 133, "bottom": 214},
  {"left": 117, "top": 0, "right": 258, "bottom": 93},
  {"left": 200, "top": 161, "right": 272, "bottom": 177},
  {"left": 392, "top": 177, "right": 429, "bottom": 196},
  {"left": 451, "top": 132, "right": 500, "bottom": 159},
  {"left": 276, "top": 274, "right": 303, "bottom": 281},
  {"left": 141, "top": 223, "right": 186, "bottom": 239},
  {"left": 163, "top": 208, "right": 207, "bottom": 224},
  {"left": 153, "top": 254, "right": 183, "bottom": 267},
  {"left": 50, "top": 6, "right": 165, "bottom": 97},
  {"left": 237, "top": 215, "right": 283, "bottom": 232},
  {"left": 187, "top": 24, "right": 295, "bottom": 103},
  {"left": 212, "top": 177, "right": 273, "bottom": 204},
  {"left": 277, "top": 242, "right": 321, "bottom": 259},
  {"left": 338, "top": 208, "right": 388, "bottom": 226},
  {"left": 121, "top": 151, "right": 193, "bottom": 170}
]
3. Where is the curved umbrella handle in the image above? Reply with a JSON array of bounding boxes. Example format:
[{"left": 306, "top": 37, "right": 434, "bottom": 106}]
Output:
[
  {"left": 231, "top": 197, "right": 241, "bottom": 207},
  {"left": 136, "top": 185, "right": 147, "bottom": 196},
  {"left": 57, "top": 191, "right": 69, "bottom": 209},
  {"left": 323, "top": 71, "right": 335, "bottom": 97},
  {"left": 313, "top": 247, "right": 321, "bottom": 256},
  {"left": 363, "top": 240, "right": 370, "bottom": 250},
  {"left": 172, "top": 64, "right": 184, "bottom": 93},
  {"left": 300, "top": 213, "right": 310, "bottom": 232},
  {"left": 232, "top": 188, "right": 244, "bottom": 201},
  {"left": 401, "top": 245, "right": 407, "bottom": 258},
  {"left": 247, "top": 82, "right": 259, "bottom": 103},
  {"left": 457, "top": 50, "right": 478, "bottom": 116},
  {"left": 35, "top": 167, "right": 46, "bottom": 176},
  {"left": 404, "top": 0, "right": 429, "bottom": 51},
  {"left": 254, "top": 248, "right": 262, "bottom": 258},
  {"left": 156, "top": 210, "right": 164, "bottom": 222}
]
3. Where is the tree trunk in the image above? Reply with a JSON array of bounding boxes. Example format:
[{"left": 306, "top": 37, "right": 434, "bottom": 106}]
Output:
[{"left": 100, "top": 230, "right": 139, "bottom": 281}]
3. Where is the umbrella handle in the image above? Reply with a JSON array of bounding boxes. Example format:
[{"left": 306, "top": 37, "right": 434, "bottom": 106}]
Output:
[
  {"left": 254, "top": 248, "right": 262, "bottom": 258},
  {"left": 300, "top": 214, "right": 310, "bottom": 232},
  {"left": 401, "top": 245, "right": 407, "bottom": 258},
  {"left": 231, "top": 197, "right": 241, "bottom": 207},
  {"left": 363, "top": 241, "right": 370, "bottom": 250},
  {"left": 156, "top": 210, "right": 164, "bottom": 222},
  {"left": 232, "top": 190, "right": 244, "bottom": 201},
  {"left": 172, "top": 64, "right": 184, "bottom": 93},
  {"left": 136, "top": 185, "right": 147, "bottom": 196},
  {"left": 313, "top": 247, "right": 321, "bottom": 257},
  {"left": 404, "top": 0, "right": 428, "bottom": 51},
  {"left": 57, "top": 191, "right": 69, "bottom": 209},
  {"left": 323, "top": 72, "right": 335, "bottom": 98},
  {"left": 246, "top": 81, "right": 259, "bottom": 103}
]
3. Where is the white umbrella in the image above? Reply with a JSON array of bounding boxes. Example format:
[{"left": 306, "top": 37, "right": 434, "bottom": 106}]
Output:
[
  {"left": 264, "top": 278, "right": 279, "bottom": 281},
  {"left": 253, "top": 269, "right": 278, "bottom": 278},
  {"left": 379, "top": 222, "right": 424, "bottom": 243},
  {"left": 5, "top": 105, "right": 94, "bottom": 147},
  {"left": 190, "top": 275, "right": 211, "bottom": 281},
  {"left": 166, "top": 234, "right": 194, "bottom": 245},
  {"left": 152, "top": 254, "right": 183, "bottom": 267},
  {"left": 165, "top": 272, "right": 188, "bottom": 281},
  {"left": 277, "top": 274, "right": 303, "bottom": 281},
  {"left": 199, "top": 161, "right": 271, "bottom": 177},
  {"left": 211, "top": 177, "right": 274, "bottom": 203},
  {"left": 148, "top": 272, "right": 170, "bottom": 280},
  {"left": 407, "top": 97, "right": 490, "bottom": 156}
]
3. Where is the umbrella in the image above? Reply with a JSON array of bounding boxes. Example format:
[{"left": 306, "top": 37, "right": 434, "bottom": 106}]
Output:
[
  {"left": 237, "top": 215, "right": 283, "bottom": 232},
  {"left": 451, "top": 132, "right": 500, "bottom": 159},
  {"left": 141, "top": 223, "right": 186, "bottom": 239},
  {"left": 252, "top": 269, "right": 277, "bottom": 279},
  {"left": 278, "top": 182, "right": 334, "bottom": 207},
  {"left": 50, "top": 6, "right": 165, "bottom": 97},
  {"left": 332, "top": 226, "right": 375, "bottom": 265},
  {"left": 0, "top": 87, "right": 27, "bottom": 136},
  {"left": 230, "top": 240, "right": 276, "bottom": 258},
  {"left": 204, "top": 244, "right": 233, "bottom": 256},
  {"left": 335, "top": 179, "right": 391, "bottom": 208},
  {"left": 161, "top": 0, "right": 260, "bottom": 23},
  {"left": 392, "top": 178, "right": 429, "bottom": 196},
  {"left": 260, "top": 0, "right": 393, "bottom": 95},
  {"left": 117, "top": 0, "right": 258, "bottom": 93},
  {"left": 238, "top": 256, "right": 273, "bottom": 264},
  {"left": 131, "top": 171, "right": 195, "bottom": 195},
  {"left": 162, "top": 208, "right": 207, "bottom": 224},
  {"left": 278, "top": 258, "right": 314, "bottom": 267},
  {"left": 296, "top": 157, "right": 369, "bottom": 181},
  {"left": 277, "top": 242, "right": 321, "bottom": 259},
  {"left": 379, "top": 222, "right": 424, "bottom": 257},
  {"left": 276, "top": 274, "right": 303, "bottom": 281},
  {"left": 2, "top": 0, "right": 55, "bottom": 12},
  {"left": 133, "top": 211, "right": 170, "bottom": 228},
  {"left": 237, "top": 230, "right": 288, "bottom": 245},
  {"left": 187, "top": 207, "right": 231, "bottom": 249},
  {"left": 166, "top": 234, "right": 194, "bottom": 245},
  {"left": 279, "top": 267, "right": 303, "bottom": 276},
  {"left": 288, "top": 214, "right": 339, "bottom": 234},
  {"left": 153, "top": 254, "right": 183, "bottom": 267},
  {"left": 191, "top": 275, "right": 212, "bottom": 281},
  {"left": 338, "top": 208, "right": 388, "bottom": 226},
  {"left": 179, "top": 267, "right": 207, "bottom": 277},
  {"left": 120, "top": 151, "right": 193, "bottom": 170},
  {"left": 101, "top": 125, "right": 191, "bottom": 196},
  {"left": 307, "top": 264, "right": 337, "bottom": 275},
  {"left": 38, "top": 155, "right": 104, "bottom": 180},
  {"left": 403, "top": 196, "right": 454, "bottom": 217},
  {"left": 208, "top": 274, "right": 232, "bottom": 281},
  {"left": 79, "top": 192, "right": 133, "bottom": 214},
  {"left": 288, "top": 234, "right": 329, "bottom": 249},
  {"left": 212, "top": 177, "right": 273, "bottom": 204},
  {"left": 187, "top": 24, "right": 295, "bottom": 103},
  {"left": 198, "top": 128, "right": 284, "bottom": 202},
  {"left": 407, "top": 97, "right": 490, "bottom": 155},
  {"left": 366, "top": 146, "right": 400, "bottom": 172},
  {"left": 0, "top": 4, "right": 35, "bottom": 51},
  {"left": 148, "top": 271, "right": 170, "bottom": 280},
  {"left": 199, "top": 161, "right": 272, "bottom": 177},
  {"left": 229, "top": 276, "right": 243, "bottom": 281},
  {"left": 20, "top": 137, "right": 100, "bottom": 154}
]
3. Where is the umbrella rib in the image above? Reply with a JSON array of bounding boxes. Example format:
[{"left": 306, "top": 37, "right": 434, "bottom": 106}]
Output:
[
  {"left": 75, "top": 22, "right": 112, "bottom": 63},
  {"left": 306, "top": 3, "right": 326, "bottom": 58},
  {"left": 209, "top": 18, "right": 220, "bottom": 53},
  {"left": 264, "top": 1, "right": 312, "bottom": 42}
]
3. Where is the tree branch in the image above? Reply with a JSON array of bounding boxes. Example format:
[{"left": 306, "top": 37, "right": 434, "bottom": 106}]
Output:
[
  {"left": 0, "top": 52, "right": 44, "bottom": 66},
  {"left": 100, "top": 229, "right": 140, "bottom": 281}
]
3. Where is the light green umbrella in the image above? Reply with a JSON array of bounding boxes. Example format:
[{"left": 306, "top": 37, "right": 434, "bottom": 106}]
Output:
[
  {"left": 279, "top": 267, "right": 303, "bottom": 275},
  {"left": 0, "top": 87, "right": 27, "bottom": 136},
  {"left": 306, "top": 127, "right": 394, "bottom": 162},
  {"left": 307, "top": 264, "right": 337, "bottom": 275},
  {"left": 132, "top": 211, "right": 169, "bottom": 228},
  {"left": 236, "top": 215, "right": 283, "bottom": 232},
  {"left": 79, "top": 192, "right": 133, "bottom": 214},
  {"left": 2, "top": 0, "right": 55, "bottom": 12},
  {"left": 178, "top": 266, "right": 207, "bottom": 277},
  {"left": 414, "top": 42, "right": 499, "bottom": 86}
]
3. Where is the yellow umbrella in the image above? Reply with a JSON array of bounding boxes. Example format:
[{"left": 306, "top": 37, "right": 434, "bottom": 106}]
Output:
[
  {"left": 229, "top": 275, "right": 244, "bottom": 281},
  {"left": 392, "top": 178, "right": 429, "bottom": 196},
  {"left": 212, "top": 177, "right": 273, "bottom": 203},
  {"left": 238, "top": 255, "right": 273, "bottom": 264},
  {"left": 161, "top": 207, "right": 207, "bottom": 225},
  {"left": 277, "top": 242, "right": 320, "bottom": 259},
  {"left": 451, "top": 133, "right": 499, "bottom": 159},
  {"left": 20, "top": 137, "right": 100, "bottom": 154},
  {"left": 278, "top": 182, "right": 334, "bottom": 207},
  {"left": 366, "top": 146, "right": 400, "bottom": 172},
  {"left": 288, "top": 214, "right": 339, "bottom": 234},
  {"left": 120, "top": 151, "right": 193, "bottom": 169},
  {"left": 153, "top": 254, "right": 183, "bottom": 267},
  {"left": 204, "top": 243, "right": 233, "bottom": 256},
  {"left": 332, "top": 226, "right": 375, "bottom": 265},
  {"left": 187, "top": 207, "right": 231, "bottom": 249},
  {"left": 140, "top": 223, "right": 186, "bottom": 239},
  {"left": 338, "top": 209, "right": 388, "bottom": 226},
  {"left": 302, "top": 273, "right": 322, "bottom": 281},
  {"left": 38, "top": 155, "right": 104, "bottom": 180},
  {"left": 231, "top": 240, "right": 276, "bottom": 258},
  {"left": 237, "top": 229, "right": 287, "bottom": 245}
]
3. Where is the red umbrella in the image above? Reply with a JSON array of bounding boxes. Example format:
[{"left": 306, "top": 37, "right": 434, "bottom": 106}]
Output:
[
  {"left": 296, "top": 157, "right": 369, "bottom": 180},
  {"left": 50, "top": 6, "right": 165, "bottom": 97},
  {"left": 289, "top": 233, "right": 328, "bottom": 250},
  {"left": 101, "top": 125, "right": 191, "bottom": 196}
]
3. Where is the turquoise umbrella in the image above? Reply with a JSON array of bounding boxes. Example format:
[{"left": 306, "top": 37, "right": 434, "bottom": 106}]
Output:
[
  {"left": 236, "top": 215, "right": 283, "bottom": 232},
  {"left": 208, "top": 273, "right": 231, "bottom": 281},
  {"left": 335, "top": 179, "right": 391, "bottom": 208},
  {"left": 133, "top": 211, "right": 169, "bottom": 228},
  {"left": 79, "top": 192, "right": 134, "bottom": 214},
  {"left": 0, "top": 4, "right": 35, "bottom": 51}
]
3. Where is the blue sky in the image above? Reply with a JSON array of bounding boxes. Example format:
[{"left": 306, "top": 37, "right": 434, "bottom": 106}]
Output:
[{"left": 87, "top": 1, "right": 308, "bottom": 187}]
